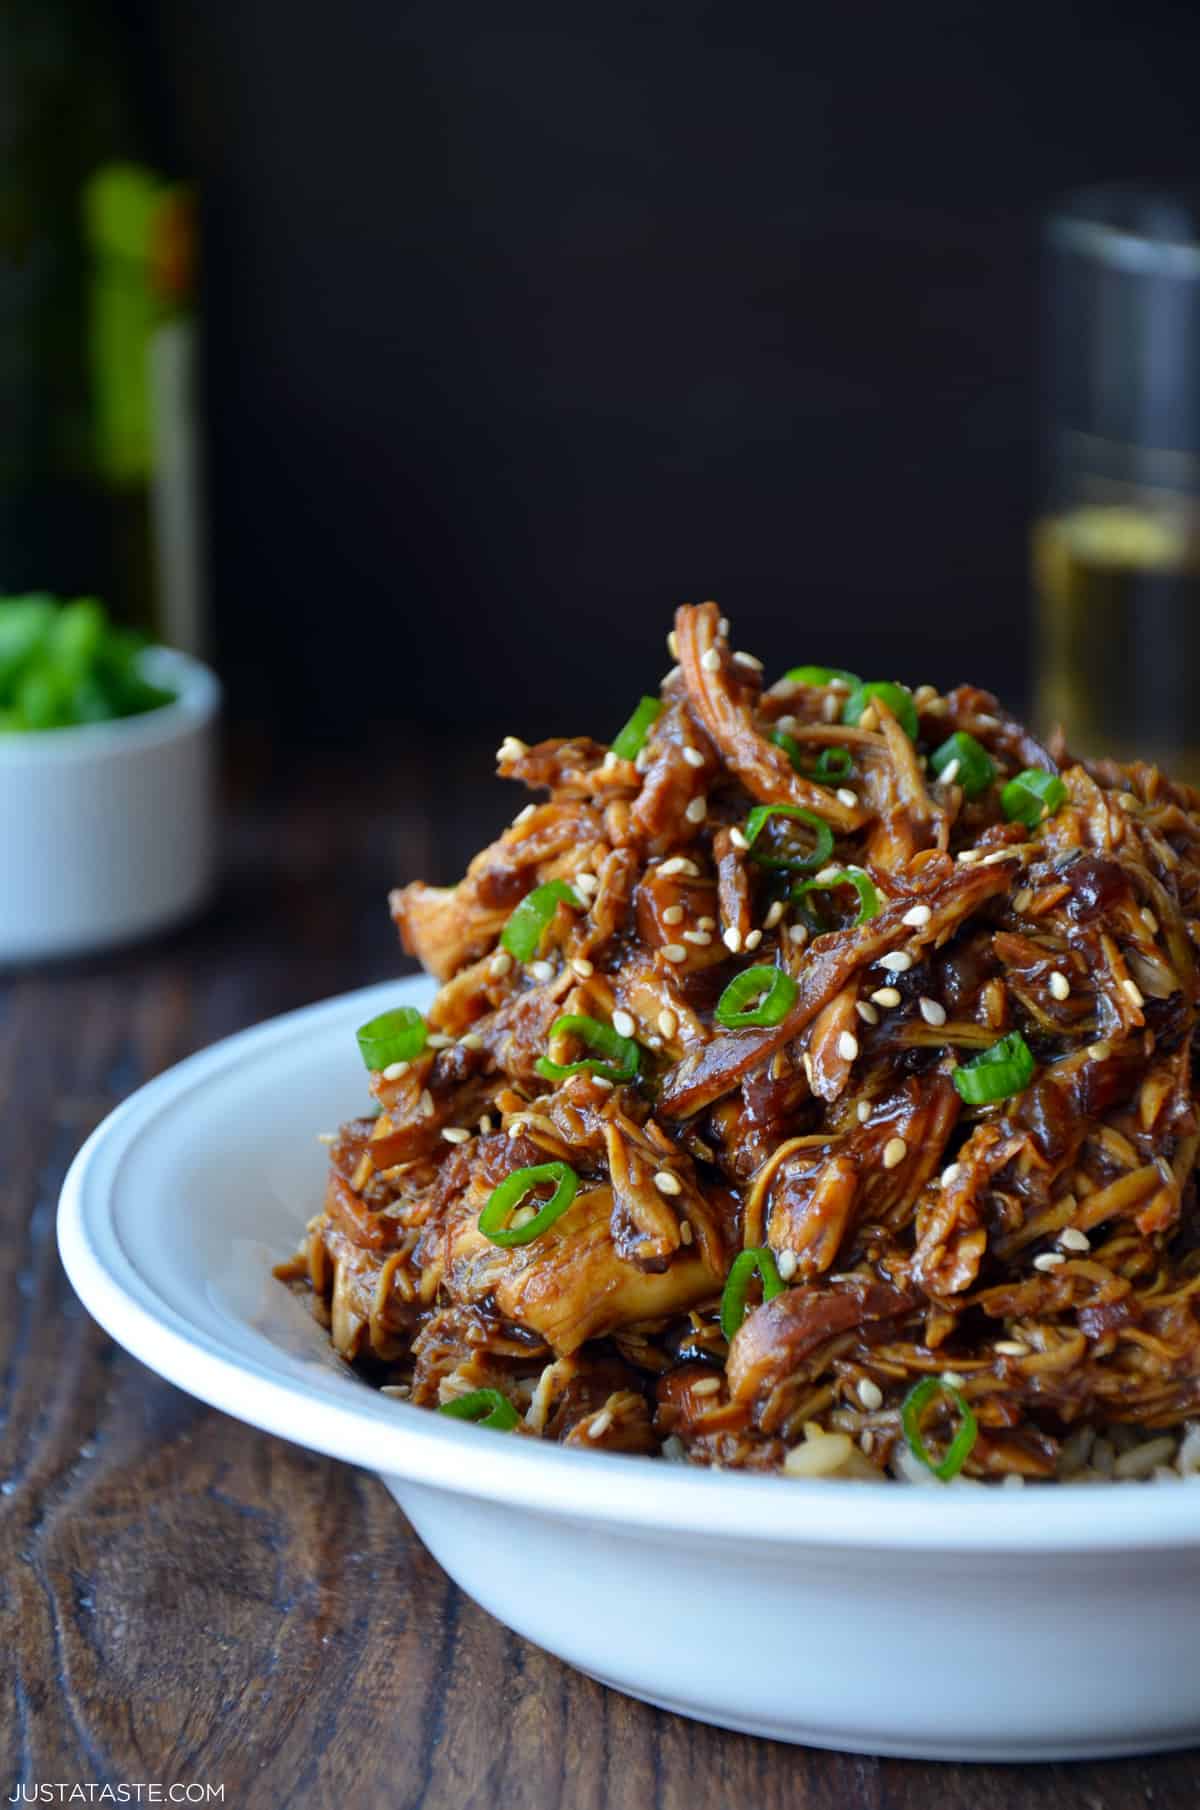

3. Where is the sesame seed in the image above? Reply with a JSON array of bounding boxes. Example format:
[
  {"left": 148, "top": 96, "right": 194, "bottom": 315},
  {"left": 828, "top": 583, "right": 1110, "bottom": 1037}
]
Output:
[
  {"left": 459, "top": 1032, "right": 485, "bottom": 1050},
  {"left": 419, "top": 1089, "right": 434, "bottom": 1119},
  {"left": 764, "top": 900, "right": 785, "bottom": 928},
  {"left": 743, "top": 928, "right": 763, "bottom": 951},
  {"left": 777, "top": 1249, "right": 798, "bottom": 1280},
  {"left": 442, "top": 1127, "right": 470, "bottom": 1144},
  {"left": 941, "top": 1162, "right": 964, "bottom": 1188},
  {"left": 510, "top": 1204, "right": 538, "bottom": 1227},
  {"left": 1059, "top": 1227, "right": 1090, "bottom": 1252},
  {"left": 426, "top": 1031, "right": 453, "bottom": 1048},
  {"left": 662, "top": 905, "right": 686, "bottom": 928},
  {"left": 975, "top": 713, "right": 999, "bottom": 729},
  {"left": 588, "top": 1409, "right": 614, "bottom": 1439},
  {"left": 1048, "top": 970, "right": 1070, "bottom": 1001},
  {"left": 871, "top": 986, "right": 902, "bottom": 1008},
  {"left": 956, "top": 848, "right": 983, "bottom": 865},
  {"left": 882, "top": 1137, "right": 907, "bottom": 1169},
  {"left": 682, "top": 929, "right": 713, "bottom": 945},
  {"left": 497, "top": 735, "right": 529, "bottom": 761},
  {"left": 857, "top": 1378, "right": 884, "bottom": 1411},
  {"left": 575, "top": 871, "right": 599, "bottom": 894},
  {"left": 1122, "top": 977, "right": 1145, "bottom": 1008},
  {"left": 646, "top": 1034, "right": 663, "bottom": 1050},
  {"left": 994, "top": 1340, "right": 1029, "bottom": 1357},
  {"left": 701, "top": 647, "right": 722, "bottom": 672},
  {"left": 698, "top": 915, "right": 716, "bottom": 930},
  {"left": 879, "top": 951, "right": 913, "bottom": 973},
  {"left": 663, "top": 943, "right": 687, "bottom": 963},
  {"left": 722, "top": 925, "right": 743, "bottom": 953},
  {"left": 788, "top": 924, "right": 808, "bottom": 946},
  {"left": 733, "top": 650, "right": 762, "bottom": 670},
  {"left": 489, "top": 950, "right": 514, "bottom": 977},
  {"left": 657, "top": 1009, "right": 678, "bottom": 1038},
  {"left": 506, "top": 1120, "right": 524, "bottom": 1138},
  {"left": 478, "top": 1114, "right": 493, "bottom": 1133},
  {"left": 316, "top": 1132, "right": 336, "bottom": 1144},
  {"left": 635, "top": 747, "right": 651, "bottom": 773},
  {"left": 654, "top": 1169, "right": 682, "bottom": 1196},
  {"left": 667, "top": 629, "right": 679, "bottom": 658},
  {"left": 815, "top": 865, "right": 841, "bottom": 884},
  {"left": 822, "top": 694, "right": 840, "bottom": 722},
  {"left": 514, "top": 804, "right": 536, "bottom": 824},
  {"left": 684, "top": 796, "right": 708, "bottom": 824},
  {"left": 856, "top": 1100, "right": 872, "bottom": 1123},
  {"left": 680, "top": 1219, "right": 693, "bottom": 1244},
  {"left": 902, "top": 904, "right": 932, "bottom": 928},
  {"left": 801, "top": 1051, "right": 815, "bottom": 1086},
  {"left": 919, "top": 997, "right": 947, "bottom": 1026},
  {"left": 1141, "top": 908, "right": 1159, "bottom": 934},
  {"left": 729, "top": 826, "right": 749, "bottom": 852},
  {"left": 1088, "top": 1041, "right": 1112, "bottom": 1060},
  {"left": 1033, "top": 1251, "right": 1066, "bottom": 1271},
  {"left": 775, "top": 714, "right": 798, "bottom": 732},
  {"left": 940, "top": 1371, "right": 966, "bottom": 1389},
  {"left": 1118, "top": 791, "right": 1140, "bottom": 810},
  {"left": 591, "top": 1076, "right": 614, "bottom": 1091},
  {"left": 691, "top": 1376, "right": 722, "bottom": 1398},
  {"left": 612, "top": 1009, "right": 636, "bottom": 1038},
  {"left": 659, "top": 856, "right": 699, "bottom": 877},
  {"left": 681, "top": 745, "right": 705, "bottom": 768},
  {"left": 939, "top": 757, "right": 961, "bottom": 785},
  {"left": 982, "top": 849, "right": 1020, "bottom": 866},
  {"left": 1013, "top": 888, "right": 1033, "bottom": 913},
  {"left": 602, "top": 749, "right": 619, "bottom": 769},
  {"left": 530, "top": 959, "right": 554, "bottom": 982},
  {"left": 855, "top": 1000, "right": 879, "bottom": 1025},
  {"left": 571, "top": 957, "right": 595, "bottom": 978},
  {"left": 382, "top": 1060, "right": 410, "bottom": 1080},
  {"left": 859, "top": 705, "right": 879, "bottom": 732},
  {"left": 836, "top": 1031, "right": 860, "bottom": 1062},
  {"left": 836, "top": 788, "right": 858, "bottom": 808}
]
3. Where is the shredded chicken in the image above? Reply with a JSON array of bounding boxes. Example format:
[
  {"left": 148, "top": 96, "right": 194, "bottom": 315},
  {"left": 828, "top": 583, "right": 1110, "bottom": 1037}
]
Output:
[{"left": 280, "top": 602, "right": 1200, "bottom": 1483}]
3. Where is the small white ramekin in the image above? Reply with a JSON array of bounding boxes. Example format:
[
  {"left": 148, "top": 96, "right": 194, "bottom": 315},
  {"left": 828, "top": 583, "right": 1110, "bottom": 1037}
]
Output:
[{"left": 0, "top": 648, "right": 220, "bottom": 963}]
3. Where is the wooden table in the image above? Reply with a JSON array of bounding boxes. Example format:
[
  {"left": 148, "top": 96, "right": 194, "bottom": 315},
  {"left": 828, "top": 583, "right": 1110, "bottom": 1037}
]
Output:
[{"left": 3, "top": 747, "right": 1197, "bottom": 1808}]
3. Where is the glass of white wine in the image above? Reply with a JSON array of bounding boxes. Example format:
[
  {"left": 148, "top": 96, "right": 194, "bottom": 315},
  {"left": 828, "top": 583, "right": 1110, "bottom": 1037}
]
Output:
[{"left": 1035, "top": 189, "right": 1200, "bottom": 781}]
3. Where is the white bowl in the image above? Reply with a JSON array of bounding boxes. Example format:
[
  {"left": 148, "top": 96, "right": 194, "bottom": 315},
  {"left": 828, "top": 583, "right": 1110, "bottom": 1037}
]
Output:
[
  {"left": 56, "top": 976, "right": 1200, "bottom": 1762},
  {"left": 0, "top": 647, "right": 219, "bottom": 963}
]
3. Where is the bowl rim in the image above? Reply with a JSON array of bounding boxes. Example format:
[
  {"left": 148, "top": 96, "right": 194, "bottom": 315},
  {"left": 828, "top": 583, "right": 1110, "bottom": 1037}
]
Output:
[
  {"left": 0, "top": 646, "right": 220, "bottom": 766},
  {"left": 57, "top": 977, "right": 1200, "bottom": 1555}
]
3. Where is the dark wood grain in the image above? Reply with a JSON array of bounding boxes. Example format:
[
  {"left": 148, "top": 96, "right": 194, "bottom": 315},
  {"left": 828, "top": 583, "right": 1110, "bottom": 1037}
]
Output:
[{"left": 2, "top": 743, "right": 1197, "bottom": 1809}]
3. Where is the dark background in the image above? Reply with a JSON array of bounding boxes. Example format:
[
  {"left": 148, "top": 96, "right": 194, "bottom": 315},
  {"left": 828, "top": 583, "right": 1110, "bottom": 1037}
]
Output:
[{"left": 127, "top": 0, "right": 1199, "bottom": 741}]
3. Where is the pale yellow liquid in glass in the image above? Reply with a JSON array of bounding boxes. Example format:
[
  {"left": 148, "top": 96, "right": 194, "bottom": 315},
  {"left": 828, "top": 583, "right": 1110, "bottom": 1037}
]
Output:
[{"left": 1033, "top": 502, "right": 1200, "bottom": 783}]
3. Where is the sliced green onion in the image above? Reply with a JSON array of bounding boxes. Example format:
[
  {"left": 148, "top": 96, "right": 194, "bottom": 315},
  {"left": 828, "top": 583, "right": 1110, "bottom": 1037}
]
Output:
[
  {"left": 478, "top": 1160, "right": 580, "bottom": 1247},
  {"left": 792, "top": 866, "right": 880, "bottom": 929},
  {"left": 952, "top": 1030, "right": 1036, "bottom": 1105},
  {"left": 1001, "top": 768, "right": 1067, "bottom": 829},
  {"left": 743, "top": 803, "right": 835, "bottom": 873},
  {"left": 714, "top": 965, "right": 798, "bottom": 1028},
  {"left": 901, "top": 1375, "right": 978, "bottom": 1481},
  {"left": 611, "top": 694, "right": 663, "bottom": 761},
  {"left": 783, "top": 664, "right": 862, "bottom": 689},
  {"left": 770, "top": 728, "right": 803, "bottom": 769},
  {"left": 720, "top": 1246, "right": 787, "bottom": 1342},
  {"left": 842, "top": 680, "right": 919, "bottom": 742},
  {"left": 500, "top": 879, "right": 583, "bottom": 962},
  {"left": 536, "top": 1013, "right": 640, "bottom": 1084},
  {"left": 814, "top": 746, "right": 854, "bottom": 781},
  {"left": 356, "top": 1005, "right": 427, "bottom": 1070},
  {"left": 439, "top": 1388, "right": 520, "bottom": 1430},
  {"left": 930, "top": 731, "right": 995, "bottom": 798}
]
